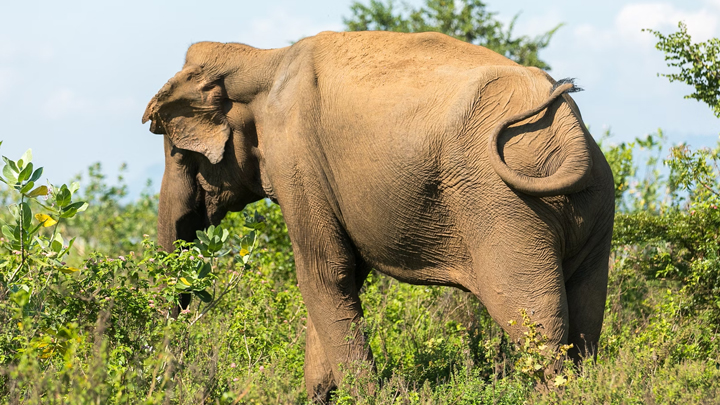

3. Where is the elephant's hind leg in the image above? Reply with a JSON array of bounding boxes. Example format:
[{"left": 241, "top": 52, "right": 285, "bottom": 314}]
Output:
[
  {"left": 564, "top": 227, "right": 612, "bottom": 362},
  {"left": 471, "top": 236, "right": 570, "bottom": 354}
]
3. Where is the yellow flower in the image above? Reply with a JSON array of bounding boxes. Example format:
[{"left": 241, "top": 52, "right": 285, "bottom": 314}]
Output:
[{"left": 35, "top": 213, "right": 57, "bottom": 227}]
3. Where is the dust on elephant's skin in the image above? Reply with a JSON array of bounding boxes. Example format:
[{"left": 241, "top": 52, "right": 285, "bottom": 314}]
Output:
[{"left": 143, "top": 30, "right": 614, "bottom": 401}]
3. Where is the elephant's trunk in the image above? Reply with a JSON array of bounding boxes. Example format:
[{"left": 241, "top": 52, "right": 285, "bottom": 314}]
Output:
[
  {"left": 157, "top": 139, "right": 209, "bottom": 317},
  {"left": 158, "top": 151, "right": 209, "bottom": 250},
  {"left": 487, "top": 82, "right": 593, "bottom": 197}
]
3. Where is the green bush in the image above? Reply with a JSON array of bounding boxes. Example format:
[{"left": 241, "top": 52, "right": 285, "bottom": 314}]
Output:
[{"left": 61, "top": 162, "right": 158, "bottom": 259}]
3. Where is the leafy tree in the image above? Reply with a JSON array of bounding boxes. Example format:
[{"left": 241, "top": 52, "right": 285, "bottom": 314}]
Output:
[
  {"left": 344, "top": 0, "right": 561, "bottom": 69},
  {"left": 645, "top": 22, "right": 720, "bottom": 118},
  {"left": 606, "top": 24, "right": 720, "bottom": 323}
]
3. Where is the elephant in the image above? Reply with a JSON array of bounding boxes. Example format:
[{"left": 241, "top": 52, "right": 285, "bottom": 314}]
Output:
[{"left": 142, "top": 30, "right": 614, "bottom": 401}]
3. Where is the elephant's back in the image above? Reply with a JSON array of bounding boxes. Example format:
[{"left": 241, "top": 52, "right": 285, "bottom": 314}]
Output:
[{"left": 307, "top": 31, "right": 517, "bottom": 88}]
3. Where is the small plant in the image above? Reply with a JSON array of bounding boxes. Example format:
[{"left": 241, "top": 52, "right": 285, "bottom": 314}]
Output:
[
  {"left": 0, "top": 143, "right": 88, "bottom": 303},
  {"left": 62, "top": 162, "right": 158, "bottom": 258},
  {"left": 510, "top": 309, "right": 573, "bottom": 388}
]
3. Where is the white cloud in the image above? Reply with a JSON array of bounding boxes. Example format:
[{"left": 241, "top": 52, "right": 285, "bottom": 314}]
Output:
[
  {"left": 568, "top": 2, "right": 719, "bottom": 53},
  {"left": 239, "top": 8, "right": 344, "bottom": 49},
  {"left": 572, "top": 23, "right": 615, "bottom": 52},
  {"left": 705, "top": 0, "right": 720, "bottom": 10},
  {"left": 616, "top": 3, "right": 719, "bottom": 43}
]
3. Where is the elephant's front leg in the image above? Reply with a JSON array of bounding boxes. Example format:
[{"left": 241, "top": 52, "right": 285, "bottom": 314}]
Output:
[{"left": 286, "top": 211, "right": 372, "bottom": 399}]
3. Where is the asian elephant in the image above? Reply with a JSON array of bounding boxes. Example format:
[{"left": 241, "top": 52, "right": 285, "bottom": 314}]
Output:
[{"left": 142, "top": 30, "right": 614, "bottom": 400}]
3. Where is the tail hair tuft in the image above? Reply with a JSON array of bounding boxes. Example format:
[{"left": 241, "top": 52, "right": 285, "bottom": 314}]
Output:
[{"left": 551, "top": 78, "right": 583, "bottom": 94}]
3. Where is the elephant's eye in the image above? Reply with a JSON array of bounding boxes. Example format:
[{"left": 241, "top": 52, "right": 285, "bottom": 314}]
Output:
[{"left": 200, "top": 80, "right": 221, "bottom": 92}]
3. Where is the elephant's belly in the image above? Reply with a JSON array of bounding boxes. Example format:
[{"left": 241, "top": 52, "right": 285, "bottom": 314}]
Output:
[
  {"left": 340, "top": 192, "right": 475, "bottom": 289},
  {"left": 370, "top": 259, "right": 474, "bottom": 290}
]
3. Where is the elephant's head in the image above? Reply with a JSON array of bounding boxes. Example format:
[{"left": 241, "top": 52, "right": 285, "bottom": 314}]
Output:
[{"left": 142, "top": 42, "right": 276, "bottom": 251}]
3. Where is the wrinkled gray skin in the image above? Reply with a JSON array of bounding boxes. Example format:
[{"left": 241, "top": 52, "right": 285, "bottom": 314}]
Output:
[{"left": 143, "top": 31, "right": 614, "bottom": 401}]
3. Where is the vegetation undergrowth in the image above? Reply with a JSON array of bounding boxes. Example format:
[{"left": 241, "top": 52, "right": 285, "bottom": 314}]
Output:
[
  {"left": 2, "top": 132, "right": 719, "bottom": 404},
  {"left": 1, "top": 2, "right": 720, "bottom": 404}
]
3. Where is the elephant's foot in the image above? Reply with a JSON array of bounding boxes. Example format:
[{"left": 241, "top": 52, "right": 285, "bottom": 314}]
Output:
[
  {"left": 170, "top": 292, "right": 192, "bottom": 319},
  {"left": 308, "top": 377, "right": 336, "bottom": 404}
]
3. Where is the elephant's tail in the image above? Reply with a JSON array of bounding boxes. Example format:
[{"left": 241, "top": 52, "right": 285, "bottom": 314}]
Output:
[{"left": 487, "top": 80, "right": 592, "bottom": 197}]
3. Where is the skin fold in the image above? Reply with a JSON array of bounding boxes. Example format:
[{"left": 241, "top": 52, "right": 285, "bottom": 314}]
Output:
[{"left": 142, "top": 30, "right": 615, "bottom": 402}]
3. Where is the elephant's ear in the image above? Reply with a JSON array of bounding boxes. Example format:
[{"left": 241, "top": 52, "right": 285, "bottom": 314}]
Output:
[
  {"left": 158, "top": 106, "right": 230, "bottom": 165},
  {"left": 142, "top": 65, "right": 230, "bottom": 164}
]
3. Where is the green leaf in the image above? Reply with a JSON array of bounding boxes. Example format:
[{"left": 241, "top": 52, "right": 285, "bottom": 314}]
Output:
[
  {"left": 20, "top": 202, "right": 32, "bottom": 229},
  {"left": 194, "top": 290, "right": 213, "bottom": 303},
  {"left": 55, "top": 185, "right": 71, "bottom": 207},
  {"left": 221, "top": 228, "right": 229, "bottom": 243},
  {"left": 59, "top": 267, "right": 80, "bottom": 274},
  {"left": 10, "top": 288, "right": 30, "bottom": 307},
  {"left": 69, "top": 182, "right": 80, "bottom": 195},
  {"left": 61, "top": 201, "right": 87, "bottom": 214},
  {"left": 27, "top": 185, "right": 48, "bottom": 198},
  {"left": 59, "top": 202, "right": 89, "bottom": 219},
  {"left": 2, "top": 225, "right": 15, "bottom": 242},
  {"left": 51, "top": 239, "right": 63, "bottom": 253},
  {"left": 12, "top": 225, "right": 21, "bottom": 242},
  {"left": 209, "top": 238, "right": 222, "bottom": 252},
  {"left": 19, "top": 181, "right": 34, "bottom": 194},
  {"left": 18, "top": 162, "right": 32, "bottom": 183},
  {"left": 3, "top": 156, "right": 18, "bottom": 173},
  {"left": 51, "top": 233, "right": 64, "bottom": 253},
  {"left": 196, "top": 230, "right": 210, "bottom": 245},
  {"left": 60, "top": 208, "right": 79, "bottom": 219},
  {"left": 2, "top": 164, "right": 17, "bottom": 184},
  {"left": 241, "top": 231, "right": 255, "bottom": 252},
  {"left": 198, "top": 262, "right": 211, "bottom": 279},
  {"left": 29, "top": 167, "right": 43, "bottom": 183},
  {"left": 19, "top": 149, "right": 32, "bottom": 167}
]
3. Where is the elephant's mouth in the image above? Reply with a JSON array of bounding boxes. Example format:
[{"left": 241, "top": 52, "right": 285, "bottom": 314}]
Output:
[{"left": 149, "top": 118, "right": 166, "bottom": 134}]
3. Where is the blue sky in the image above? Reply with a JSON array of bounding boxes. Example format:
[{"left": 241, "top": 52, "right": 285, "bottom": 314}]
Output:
[{"left": 1, "top": 0, "right": 718, "bottom": 195}]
